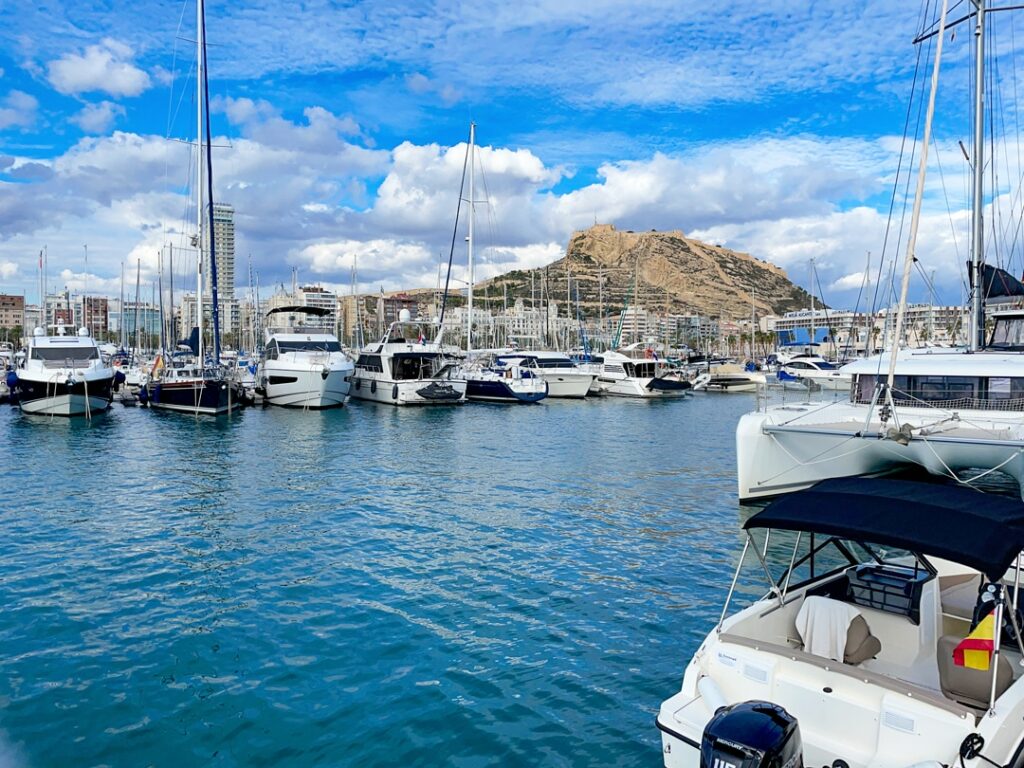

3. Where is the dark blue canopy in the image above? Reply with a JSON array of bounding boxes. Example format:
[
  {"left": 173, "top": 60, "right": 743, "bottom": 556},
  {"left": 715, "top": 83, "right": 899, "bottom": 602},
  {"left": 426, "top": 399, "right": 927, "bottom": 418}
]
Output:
[{"left": 746, "top": 478, "right": 1024, "bottom": 582}]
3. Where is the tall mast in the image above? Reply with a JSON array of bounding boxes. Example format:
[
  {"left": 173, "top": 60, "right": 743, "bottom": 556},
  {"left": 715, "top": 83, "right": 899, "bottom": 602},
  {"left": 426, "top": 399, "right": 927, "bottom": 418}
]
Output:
[
  {"left": 970, "top": 0, "right": 986, "bottom": 350},
  {"left": 467, "top": 121, "right": 475, "bottom": 353},
  {"left": 195, "top": 0, "right": 205, "bottom": 365},
  {"left": 134, "top": 259, "right": 142, "bottom": 356},
  {"left": 119, "top": 261, "right": 125, "bottom": 348},
  {"left": 168, "top": 244, "right": 174, "bottom": 347},
  {"left": 888, "top": 0, "right": 949, "bottom": 388},
  {"left": 200, "top": 0, "right": 222, "bottom": 361},
  {"left": 809, "top": 257, "right": 815, "bottom": 349}
]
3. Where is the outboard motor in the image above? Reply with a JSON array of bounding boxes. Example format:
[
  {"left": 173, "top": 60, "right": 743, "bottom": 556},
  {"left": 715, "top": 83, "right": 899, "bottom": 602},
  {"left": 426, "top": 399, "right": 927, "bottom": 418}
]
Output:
[{"left": 700, "top": 700, "right": 802, "bottom": 768}]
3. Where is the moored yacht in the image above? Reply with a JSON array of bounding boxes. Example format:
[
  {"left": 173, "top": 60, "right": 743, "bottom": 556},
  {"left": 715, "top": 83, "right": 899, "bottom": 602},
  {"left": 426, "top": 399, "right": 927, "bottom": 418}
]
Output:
[
  {"left": 494, "top": 350, "right": 595, "bottom": 398},
  {"left": 737, "top": 310, "right": 1024, "bottom": 500},
  {"left": 12, "top": 325, "right": 114, "bottom": 416},
  {"left": 350, "top": 317, "right": 466, "bottom": 406},
  {"left": 693, "top": 362, "right": 766, "bottom": 393},
  {"left": 598, "top": 349, "right": 692, "bottom": 398},
  {"left": 658, "top": 478, "right": 1024, "bottom": 767},
  {"left": 256, "top": 306, "right": 354, "bottom": 408},
  {"left": 463, "top": 355, "right": 548, "bottom": 403},
  {"left": 778, "top": 354, "right": 851, "bottom": 391}
]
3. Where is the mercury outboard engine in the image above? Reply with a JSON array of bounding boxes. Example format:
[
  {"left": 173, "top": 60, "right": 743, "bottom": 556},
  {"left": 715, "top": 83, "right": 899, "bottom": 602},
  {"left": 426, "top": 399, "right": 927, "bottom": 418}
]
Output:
[{"left": 700, "top": 701, "right": 803, "bottom": 768}]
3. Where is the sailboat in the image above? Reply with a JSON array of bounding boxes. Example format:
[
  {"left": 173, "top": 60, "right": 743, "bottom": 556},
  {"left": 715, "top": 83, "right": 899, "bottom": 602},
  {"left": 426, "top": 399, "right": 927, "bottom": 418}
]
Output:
[
  {"left": 736, "top": 0, "right": 1024, "bottom": 501},
  {"left": 141, "top": 0, "right": 239, "bottom": 416},
  {"left": 457, "top": 123, "right": 548, "bottom": 404}
]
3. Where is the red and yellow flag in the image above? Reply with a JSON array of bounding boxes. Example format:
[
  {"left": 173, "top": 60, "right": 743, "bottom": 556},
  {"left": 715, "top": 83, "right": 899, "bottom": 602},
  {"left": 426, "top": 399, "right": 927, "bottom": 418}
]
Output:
[{"left": 954, "top": 611, "right": 997, "bottom": 671}]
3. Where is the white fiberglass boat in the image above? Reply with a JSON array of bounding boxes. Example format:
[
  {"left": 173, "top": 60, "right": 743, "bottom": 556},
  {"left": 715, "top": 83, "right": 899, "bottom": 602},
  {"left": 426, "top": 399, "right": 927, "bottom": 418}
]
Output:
[
  {"left": 350, "top": 318, "right": 466, "bottom": 406},
  {"left": 737, "top": 312, "right": 1024, "bottom": 501},
  {"left": 494, "top": 351, "right": 595, "bottom": 398},
  {"left": 12, "top": 325, "right": 114, "bottom": 417},
  {"left": 693, "top": 363, "right": 766, "bottom": 393},
  {"left": 597, "top": 350, "right": 692, "bottom": 398},
  {"left": 658, "top": 478, "right": 1024, "bottom": 768},
  {"left": 256, "top": 306, "right": 353, "bottom": 408},
  {"left": 777, "top": 355, "right": 851, "bottom": 391}
]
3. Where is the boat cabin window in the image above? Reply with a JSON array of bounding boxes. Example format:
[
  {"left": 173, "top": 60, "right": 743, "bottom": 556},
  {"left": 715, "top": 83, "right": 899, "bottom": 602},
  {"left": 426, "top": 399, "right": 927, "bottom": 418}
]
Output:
[
  {"left": 265, "top": 342, "right": 279, "bottom": 360},
  {"left": 625, "top": 362, "right": 658, "bottom": 377},
  {"left": 31, "top": 346, "right": 99, "bottom": 362},
  {"left": 277, "top": 339, "right": 341, "bottom": 353},
  {"left": 356, "top": 354, "right": 383, "bottom": 372},
  {"left": 393, "top": 354, "right": 440, "bottom": 381},
  {"left": 537, "top": 357, "right": 573, "bottom": 368},
  {"left": 989, "top": 315, "right": 1024, "bottom": 351},
  {"left": 851, "top": 373, "right": 1023, "bottom": 409}
]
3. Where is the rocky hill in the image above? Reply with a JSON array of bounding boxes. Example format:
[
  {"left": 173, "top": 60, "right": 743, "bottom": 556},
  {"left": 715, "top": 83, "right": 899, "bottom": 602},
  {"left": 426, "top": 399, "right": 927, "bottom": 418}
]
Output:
[{"left": 478, "top": 224, "right": 814, "bottom": 319}]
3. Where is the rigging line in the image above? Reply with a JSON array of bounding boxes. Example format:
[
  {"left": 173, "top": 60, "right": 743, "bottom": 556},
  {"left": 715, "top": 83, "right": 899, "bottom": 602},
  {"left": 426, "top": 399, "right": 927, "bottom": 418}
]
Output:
[
  {"left": 870, "top": 21, "right": 929, "bottom": 322},
  {"left": 931, "top": 136, "right": 962, "bottom": 267},
  {"left": 913, "top": 1, "right": 1024, "bottom": 43},
  {"left": 437, "top": 128, "right": 471, "bottom": 332}
]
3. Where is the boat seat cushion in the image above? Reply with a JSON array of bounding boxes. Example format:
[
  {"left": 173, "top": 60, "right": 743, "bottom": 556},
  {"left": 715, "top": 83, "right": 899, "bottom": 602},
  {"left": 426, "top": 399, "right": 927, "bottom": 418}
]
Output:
[
  {"left": 844, "top": 614, "right": 882, "bottom": 665},
  {"left": 937, "top": 634, "right": 1014, "bottom": 709},
  {"left": 796, "top": 595, "right": 881, "bottom": 665}
]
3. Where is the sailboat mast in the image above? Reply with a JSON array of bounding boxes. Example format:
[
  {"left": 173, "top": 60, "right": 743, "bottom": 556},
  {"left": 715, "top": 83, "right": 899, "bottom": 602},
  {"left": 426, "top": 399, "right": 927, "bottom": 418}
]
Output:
[
  {"left": 888, "top": 0, "right": 949, "bottom": 388},
  {"left": 467, "top": 122, "right": 475, "bottom": 354},
  {"left": 200, "top": 0, "right": 222, "bottom": 362},
  {"left": 168, "top": 244, "right": 174, "bottom": 347},
  {"left": 119, "top": 261, "right": 125, "bottom": 349},
  {"left": 809, "top": 258, "right": 815, "bottom": 349},
  {"left": 195, "top": 0, "right": 205, "bottom": 366},
  {"left": 970, "top": 0, "right": 986, "bottom": 351}
]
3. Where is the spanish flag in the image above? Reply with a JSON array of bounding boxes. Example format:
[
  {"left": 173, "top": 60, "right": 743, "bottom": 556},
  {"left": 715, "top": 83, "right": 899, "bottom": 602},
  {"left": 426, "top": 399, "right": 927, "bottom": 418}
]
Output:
[
  {"left": 954, "top": 610, "right": 997, "bottom": 671},
  {"left": 150, "top": 354, "right": 164, "bottom": 380}
]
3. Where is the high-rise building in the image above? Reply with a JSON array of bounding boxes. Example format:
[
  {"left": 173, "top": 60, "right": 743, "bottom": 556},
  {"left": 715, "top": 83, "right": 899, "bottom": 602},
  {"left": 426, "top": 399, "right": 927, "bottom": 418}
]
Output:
[{"left": 204, "top": 202, "right": 236, "bottom": 300}]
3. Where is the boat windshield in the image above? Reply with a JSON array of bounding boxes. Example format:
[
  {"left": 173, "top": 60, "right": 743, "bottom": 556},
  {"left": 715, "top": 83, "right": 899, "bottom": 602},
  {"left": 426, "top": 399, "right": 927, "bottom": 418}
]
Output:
[
  {"left": 31, "top": 346, "right": 99, "bottom": 362},
  {"left": 746, "top": 529, "right": 927, "bottom": 601},
  {"left": 393, "top": 353, "right": 442, "bottom": 381},
  {"left": 989, "top": 315, "right": 1024, "bottom": 351},
  {"left": 277, "top": 340, "right": 341, "bottom": 353}
]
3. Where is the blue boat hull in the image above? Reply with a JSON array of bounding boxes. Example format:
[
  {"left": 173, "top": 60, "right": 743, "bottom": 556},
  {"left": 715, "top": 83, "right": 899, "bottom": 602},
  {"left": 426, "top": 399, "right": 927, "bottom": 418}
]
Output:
[{"left": 466, "top": 379, "right": 546, "bottom": 403}]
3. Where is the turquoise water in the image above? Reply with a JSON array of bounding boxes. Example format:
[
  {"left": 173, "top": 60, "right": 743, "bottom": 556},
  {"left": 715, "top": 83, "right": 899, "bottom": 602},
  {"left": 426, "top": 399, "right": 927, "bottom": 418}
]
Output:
[{"left": 0, "top": 394, "right": 755, "bottom": 767}]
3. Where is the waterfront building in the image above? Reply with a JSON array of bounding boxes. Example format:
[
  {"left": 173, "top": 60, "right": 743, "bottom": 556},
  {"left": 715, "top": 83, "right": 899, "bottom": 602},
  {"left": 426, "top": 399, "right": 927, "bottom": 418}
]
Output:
[
  {"left": 0, "top": 294, "right": 25, "bottom": 332},
  {"left": 203, "top": 203, "right": 236, "bottom": 300}
]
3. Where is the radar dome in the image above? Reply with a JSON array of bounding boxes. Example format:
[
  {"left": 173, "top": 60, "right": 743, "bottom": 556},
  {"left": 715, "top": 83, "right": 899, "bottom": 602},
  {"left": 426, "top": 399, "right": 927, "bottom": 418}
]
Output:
[
  {"left": 33, "top": 327, "right": 44, "bottom": 337},
  {"left": 78, "top": 327, "right": 89, "bottom": 337},
  {"left": 399, "top": 309, "right": 412, "bottom": 322}
]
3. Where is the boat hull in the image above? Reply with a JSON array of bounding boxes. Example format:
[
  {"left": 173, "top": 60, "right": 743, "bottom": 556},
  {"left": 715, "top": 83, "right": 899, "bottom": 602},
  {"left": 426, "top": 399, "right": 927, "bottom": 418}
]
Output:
[
  {"left": 145, "top": 379, "right": 240, "bottom": 415},
  {"left": 599, "top": 377, "right": 687, "bottom": 398},
  {"left": 350, "top": 376, "right": 467, "bottom": 406},
  {"left": 736, "top": 404, "right": 1024, "bottom": 500},
  {"left": 537, "top": 371, "right": 595, "bottom": 398},
  {"left": 259, "top": 365, "right": 353, "bottom": 409},
  {"left": 16, "top": 374, "right": 114, "bottom": 417},
  {"left": 466, "top": 377, "right": 547, "bottom": 403}
]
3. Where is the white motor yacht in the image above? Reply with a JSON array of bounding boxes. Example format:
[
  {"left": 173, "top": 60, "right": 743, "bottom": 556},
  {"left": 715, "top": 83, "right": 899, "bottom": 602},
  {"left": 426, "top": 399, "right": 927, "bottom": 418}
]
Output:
[
  {"left": 597, "top": 350, "right": 692, "bottom": 397},
  {"left": 256, "top": 306, "right": 354, "bottom": 409},
  {"left": 693, "top": 362, "right": 766, "bottom": 393},
  {"left": 658, "top": 478, "right": 1024, "bottom": 768},
  {"left": 12, "top": 325, "right": 114, "bottom": 417},
  {"left": 777, "top": 354, "right": 851, "bottom": 391},
  {"left": 350, "top": 317, "right": 466, "bottom": 406},
  {"left": 494, "top": 351, "right": 595, "bottom": 398}
]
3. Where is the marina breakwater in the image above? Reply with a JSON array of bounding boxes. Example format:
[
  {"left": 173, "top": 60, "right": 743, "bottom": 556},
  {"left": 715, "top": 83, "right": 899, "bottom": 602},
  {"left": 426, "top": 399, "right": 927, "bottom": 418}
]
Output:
[{"left": 0, "top": 395, "right": 754, "bottom": 766}]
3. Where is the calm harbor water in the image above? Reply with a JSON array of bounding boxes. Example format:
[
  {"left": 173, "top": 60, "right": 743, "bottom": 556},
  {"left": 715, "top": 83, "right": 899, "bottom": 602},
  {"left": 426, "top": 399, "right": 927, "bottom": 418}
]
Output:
[{"left": 0, "top": 394, "right": 756, "bottom": 767}]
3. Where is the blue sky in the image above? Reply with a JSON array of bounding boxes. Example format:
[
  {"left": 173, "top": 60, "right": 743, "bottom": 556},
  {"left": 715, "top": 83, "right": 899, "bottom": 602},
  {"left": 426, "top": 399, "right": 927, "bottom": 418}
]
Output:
[{"left": 0, "top": 0, "right": 1019, "bottom": 314}]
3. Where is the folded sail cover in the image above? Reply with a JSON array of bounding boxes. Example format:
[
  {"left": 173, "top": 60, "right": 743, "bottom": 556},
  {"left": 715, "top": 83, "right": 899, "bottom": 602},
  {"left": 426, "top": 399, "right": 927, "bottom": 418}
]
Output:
[
  {"left": 745, "top": 478, "right": 1024, "bottom": 582},
  {"left": 980, "top": 264, "right": 1024, "bottom": 299}
]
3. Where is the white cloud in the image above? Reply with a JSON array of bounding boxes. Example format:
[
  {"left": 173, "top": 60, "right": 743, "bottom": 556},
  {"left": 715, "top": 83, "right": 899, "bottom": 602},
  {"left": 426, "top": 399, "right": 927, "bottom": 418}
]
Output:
[
  {"left": 70, "top": 101, "right": 126, "bottom": 133},
  {"left": 830, "top": 272, "right": 874, "bottom": 291},
  {"left": 0, "top": 90, "right": 38, "bottom": 130},
  {"left": 46, "top": 38, "right": 150, "bottom": 97},
  {"left": 0, "top": 260, "right": 17, "bottom": 280}
]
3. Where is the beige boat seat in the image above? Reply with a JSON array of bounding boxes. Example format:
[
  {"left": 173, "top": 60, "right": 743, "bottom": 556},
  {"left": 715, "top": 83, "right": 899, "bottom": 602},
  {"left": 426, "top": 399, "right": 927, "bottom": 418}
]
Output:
[
  {"left": 796, "top": 595, "right": 881, "bottom": 665},
  {"left": 937, "top": 634, "right": 1014, "bottom": 709},
  {"left": 939, "top": 573, "right": 982, "bottom": 620}
]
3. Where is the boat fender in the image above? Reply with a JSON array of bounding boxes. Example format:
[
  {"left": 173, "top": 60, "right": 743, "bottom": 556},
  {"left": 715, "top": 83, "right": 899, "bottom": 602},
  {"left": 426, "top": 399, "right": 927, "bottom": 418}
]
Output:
[
  {"left": 321, "top": 366, "right": 329, "bottom": 381},
  {"left": 697, "top": 676, "right": 727, "bottom": 714},
  {"left": 5, "top": 371, "right": 16, "bottom": 389},
  {"left": 138, "top": 385, "right": 149, "bottom": 404},
  {"left": 370, "top": 380, "right": 376, "bottom": 394},
  {"left": 392, "top": 384, "right": 398, "bottom": 400},
  {"left": 354, "top": 378, "right": 361, "bottom": 390}
]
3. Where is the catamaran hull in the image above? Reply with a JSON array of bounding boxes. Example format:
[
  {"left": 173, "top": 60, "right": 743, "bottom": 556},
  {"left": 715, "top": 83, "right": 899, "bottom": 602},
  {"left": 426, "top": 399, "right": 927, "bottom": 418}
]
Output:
[
  {"left": 736, "top": 406, "right": 1024, "bottom": 501},
  {"left": 350, "top": 376, "right": 467, "bottom": 406},
  {"left": 145, "top": 380, "right": 239, "bottom": 416},
  {"left": 16, "top": 375, "right": 114, "bottom": 417},
  {"left": 260, "top": 366, "right": 353, "bottom": 409}
]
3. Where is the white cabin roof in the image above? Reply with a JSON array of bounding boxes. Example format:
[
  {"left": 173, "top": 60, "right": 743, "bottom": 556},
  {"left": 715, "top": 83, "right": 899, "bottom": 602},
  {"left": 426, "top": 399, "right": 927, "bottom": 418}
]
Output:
[{"left": 843, "top": 349, "right": 1024, "bottom": 377}]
